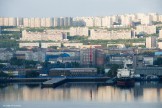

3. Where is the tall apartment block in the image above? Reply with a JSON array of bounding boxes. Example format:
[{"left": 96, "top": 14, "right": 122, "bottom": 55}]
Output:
[{"left": 146, "top": 36, "right": 157, "bottom": 49}]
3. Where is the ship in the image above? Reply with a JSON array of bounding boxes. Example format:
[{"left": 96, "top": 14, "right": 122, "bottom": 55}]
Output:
[{"left": 116, "top": 59, "right": 135, "bottom": 87}]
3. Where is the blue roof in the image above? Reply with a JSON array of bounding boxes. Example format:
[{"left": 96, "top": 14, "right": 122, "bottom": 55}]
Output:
[
  {"left": 46, "top": 53, "right": 70, "bottom": 61},
  {"left": 155, "top": 52, "right": 162, "bottom": 56},
  {"left": 60, "top": 53, "right": 70, "bottom": 57}
]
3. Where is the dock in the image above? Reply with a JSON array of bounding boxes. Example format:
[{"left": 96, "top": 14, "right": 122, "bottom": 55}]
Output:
[
  {"left": 41, "top": 77, "right": 110, "bottom": 88},
  {"left": 41, "top": 77, "right": 67, "bottom": 88}
]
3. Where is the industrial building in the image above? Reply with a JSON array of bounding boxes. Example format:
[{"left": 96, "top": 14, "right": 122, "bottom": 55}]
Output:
[{"left": 49, "top": 68, "right": 97, "bottom": 76}]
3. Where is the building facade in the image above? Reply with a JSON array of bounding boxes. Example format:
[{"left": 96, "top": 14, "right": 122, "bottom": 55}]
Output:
[
  {"left": 70, "top": 27, "right": 89, "bottom": 36},
  {"left": 21, "top": 30, "right": 66, "bottom": 41},
  {"left": 145, "top": 36, "right": 157, "bottom": 49},
  {"left": 49, "top": 68, "right": 97, "bottom": 76},
  {"left": 89, "top": 29, "right": 132, "bottom": 40},
  {"left": 136, "top": 25, "right": 156, "bottom": 35}
]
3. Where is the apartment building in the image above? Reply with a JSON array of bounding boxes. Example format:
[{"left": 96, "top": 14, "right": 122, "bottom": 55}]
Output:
[
  {"left": 70, "top": 27, "right": 89, "bottom": 36},
  {"left": 146, "top": 36, "right": 157, "bottom": 49},
  {"left": 89, "top": 29, "right": 132, "bottom": 40},
  {"left": 21, "top": 30, "right": 66, "bottom": 41}
]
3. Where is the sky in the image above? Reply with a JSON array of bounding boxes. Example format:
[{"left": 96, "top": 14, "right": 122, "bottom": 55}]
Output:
[{"left": 0, "top": 0, "right": 162, "bottom": 17}]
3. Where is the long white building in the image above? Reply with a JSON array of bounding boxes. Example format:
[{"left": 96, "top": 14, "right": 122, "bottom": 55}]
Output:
[
  {"left": 70, "top": 27, "right": 88, "bottom": 36},
  {"left": 21, "top": 30, "right": 66, "bottom": 41},
  {"left": 41, "top": 43, "right": 61, "bottom": 48},
  {"left": 19, "top": 43, "right": 39, "bottom": 48},
  {"left": 89, "top": 29, "right": 132, "bottom": 40},
  {"left": 136, "top": 25, "right": 156, "bottom": 35},
  {"left": 63, "top": 43, "right": 83, "bottom": 48},
  {"left": 101, "top": 16, "right": 112, "bottom": 28}
]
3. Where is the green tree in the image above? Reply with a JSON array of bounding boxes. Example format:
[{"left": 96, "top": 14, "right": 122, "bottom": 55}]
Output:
[
  {"left": 10, "top": 57, "right": 24, "bottom": 66},
  {"left": 154, "top": 57, "right": 162, "bottom": 66},
  {"left": 97, "top": 66, "right": 105, "bottom": 75},
  {"left": 141, "top": 51, "right": 155, "bottom": 56},
  {"left": 49, "top": 46, "right": 58, "bottom": 49}
]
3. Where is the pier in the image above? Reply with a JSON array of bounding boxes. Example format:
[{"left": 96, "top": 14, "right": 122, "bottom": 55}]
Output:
[
  {"left": 41, "top": 77, "right": 67, "bottom": 88},
  {"left": 41, "top": 77, "right": 109, "bottom": 88}
]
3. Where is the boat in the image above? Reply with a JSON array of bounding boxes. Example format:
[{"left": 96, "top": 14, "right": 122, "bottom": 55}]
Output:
[
  {"left": 116, "top": 77, "right": 134, "bottom": 87},
  {"left": 116, "top": 60, "right": 135, "bottom": 87}
]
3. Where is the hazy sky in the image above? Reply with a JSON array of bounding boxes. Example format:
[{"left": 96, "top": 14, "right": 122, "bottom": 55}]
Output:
[{"left": 0, "top": 0, "right": 162, "bottom": 17}]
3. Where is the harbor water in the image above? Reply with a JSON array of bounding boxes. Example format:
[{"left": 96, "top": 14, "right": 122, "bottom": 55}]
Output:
[{"left": 0, "top": 82, "right": 162, "bottom": 108}]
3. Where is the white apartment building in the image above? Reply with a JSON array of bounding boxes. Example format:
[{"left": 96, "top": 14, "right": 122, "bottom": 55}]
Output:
[
  {"left": 53, "top": 18, "right": 57, "bottom": 27},
  {"left": 89, "top": 29, "right": 132, "bottom": 40},
  {"left": 159, "top": 15, "right": 162, "bottom": 22},
  {"left": 23, "top": 18, "right": 30, "bottom": 27},
  {"left": 19, "top": 43, "right": 39, "bottom": 48},
  {"left": 158, "top": 42, "right": 162, "bottom": 49},
  {"left": 63, "top": 43, "right": 83, "bottom": 48},
  {"left": 41, "top": 43, "right": 61, "bottom": 48},
  {"left": 8, "top": 18, "right": 17, "bottom": 26},
  {"left": 150, "top": 13, "right": 159, "bottom": 21},
  {"left": 107, "top": 44, "right": 125, "bottom": 48},
  {"left": 23, "top": 18, "right": 51, "bottom": 27},
  {"left": 17, "top": 18, "right": 23, "bottom": 26},
  {"left": 63, "top": 17, "right": 73, "bottom": 26},
  {"left": 82, "top": 17, "right": 94, "bottom": 27},
  {"left": 34, "top": 18, "right": 41, "bottom": 27},
  {"left": 41, "top": 18, "right": 46, "bottom": 27},
  {"left": 159, "top": 29, "right": 162, "bottom": 39},
  {"left": 120, "top": 14, "right": 134, "bottom": 26},
  {"left": 146, "top": 36, "right": 157, "bottom": 49},
  {"left": 0, "top": 17, "right": 17, "bottom": 26},
  {"left": 94, "top": 17, "right": 102, "bottom": 27},
  {"left": 136, "top": 25, "right": 156, "bottom": 34},
  {"left": 0, "top": 13, "right": 161, "bottom": 28},
  {"left": 21, "top": 30, "right": 65, "bottom": 41},
  {"left": 0, "top": 18, "right": 3, "bottom": 26},
  {"left": 45, "top": 18, "right": 51, "bottom": 27},
  {"left": 46, "top": 29, "right": 69, "bottom": 33},
  {"left": 141, "top": 15, "right": 152, "bottom": 25},
  {"left": 30, "top": 18, "right": 35, "bottom": 27},
  {"left": 58, "top": 17, "right": 64, "bottom": 26},
  {"left": 136, "top": 13, "right": 145, "bottom": 20},
  {"left": 80, "top": 45, "right": 102, "bottom": 49},
  {"left": 101, "top": 16, "right": 112, "bottom": 28},
  {"left": 132, "top": 43, "right": 145, "bottom": 46},
  {"left": 70, "top": 27, "right": 88, "bottom": 36},
  {"left": 111, "top": 15, "right": 119, "bottom": 23},
  {"left": 3, "top": 18, "right": 9, "bottom": 26},
  {"left": 135, "top": 13, "right": 153, "bottom": 25}
]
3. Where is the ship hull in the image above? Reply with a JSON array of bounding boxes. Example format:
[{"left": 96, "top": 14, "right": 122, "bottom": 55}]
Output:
[{"left": 116, "top": 78, "right": 135, "bottom": 87}]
